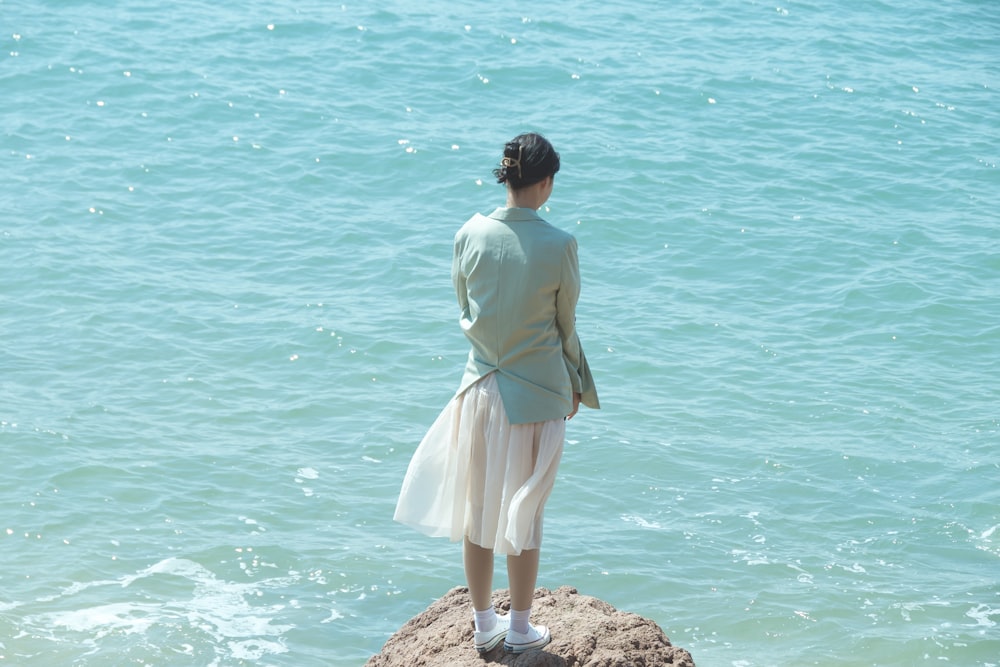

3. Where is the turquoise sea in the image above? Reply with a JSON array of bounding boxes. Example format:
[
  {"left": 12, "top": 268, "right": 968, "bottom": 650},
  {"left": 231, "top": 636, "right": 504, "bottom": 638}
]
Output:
[{"left": 2, "top": 1, "right": 998, "bottom": 665}]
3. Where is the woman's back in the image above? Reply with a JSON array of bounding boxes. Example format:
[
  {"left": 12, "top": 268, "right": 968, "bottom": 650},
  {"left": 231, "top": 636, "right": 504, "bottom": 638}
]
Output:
[{"left": 453, "top": 206, "right": 583, "bottom": 425}]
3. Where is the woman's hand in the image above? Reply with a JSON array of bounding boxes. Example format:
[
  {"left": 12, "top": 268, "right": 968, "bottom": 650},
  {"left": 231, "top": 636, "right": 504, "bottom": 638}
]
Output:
[{"left": 565, "top": 392, "right": 581, "bottom": 421}]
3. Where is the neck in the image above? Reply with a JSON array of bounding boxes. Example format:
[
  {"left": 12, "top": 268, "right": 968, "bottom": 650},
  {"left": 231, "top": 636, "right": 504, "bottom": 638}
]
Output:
[{"left": 505, "top": 178, "right": 550, "bottom": 210}]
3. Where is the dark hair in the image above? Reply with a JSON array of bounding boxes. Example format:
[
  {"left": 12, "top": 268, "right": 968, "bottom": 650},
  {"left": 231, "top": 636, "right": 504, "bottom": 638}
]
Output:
[{"left": 492, "top": 133, "right": 560, "bottom": 190}]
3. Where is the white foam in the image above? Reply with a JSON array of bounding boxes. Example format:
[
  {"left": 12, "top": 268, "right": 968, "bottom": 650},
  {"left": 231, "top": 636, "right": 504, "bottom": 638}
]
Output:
[
  {"left": 229, "top": 638, "right": 288, "bottom": 660},
  {"left": 321, "top": 608, "right": 344, "bottom": 624},
  {"left": 43, "top": 602, "right": 158, "bottom": 637},
  {"left": 620, "top": 514, "right": 663, "bottom": 530},
  {"left": 20, "top": 558, "right": 297, "bottom": 661},
  {"left": 966, "top": 603, "right": 998, "bottom": 627}
]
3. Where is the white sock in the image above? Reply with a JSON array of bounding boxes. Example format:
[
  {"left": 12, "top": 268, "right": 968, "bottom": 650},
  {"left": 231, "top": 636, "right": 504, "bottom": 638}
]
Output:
[
  {"left": 510, "top": 607, "right": 531, "bottom": 634},
  {"left": 473, "top": 607, "right": 497, "bottom": 633}
]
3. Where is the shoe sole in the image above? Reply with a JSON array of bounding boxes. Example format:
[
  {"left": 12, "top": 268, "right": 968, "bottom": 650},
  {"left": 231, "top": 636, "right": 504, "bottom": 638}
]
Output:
[
  {"left": 503, "top": 634, "right": 551, "bottom": 654},
  {"left": 475, "top": 632, "right": 507, "bottom": 654}
]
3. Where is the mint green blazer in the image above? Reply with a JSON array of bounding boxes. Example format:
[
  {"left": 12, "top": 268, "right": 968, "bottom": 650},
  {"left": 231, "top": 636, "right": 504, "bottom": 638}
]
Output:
[{"left": 452, "top": 207, "right": 600, "bottom": 424}]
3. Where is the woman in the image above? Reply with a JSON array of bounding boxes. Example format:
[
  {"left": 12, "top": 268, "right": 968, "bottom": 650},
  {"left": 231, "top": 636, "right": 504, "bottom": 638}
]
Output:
[{"left": 394, "top": 132, "right": 599, "bottom": 654}]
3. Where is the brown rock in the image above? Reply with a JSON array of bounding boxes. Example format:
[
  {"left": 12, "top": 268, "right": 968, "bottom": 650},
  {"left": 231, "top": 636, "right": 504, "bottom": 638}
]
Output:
[{"left": 366, "top": 586, "right": 695, "bottom": 667}]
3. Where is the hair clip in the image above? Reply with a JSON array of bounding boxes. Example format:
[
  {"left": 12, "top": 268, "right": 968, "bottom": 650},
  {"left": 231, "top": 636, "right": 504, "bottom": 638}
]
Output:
[{"left": 501, "top": 144, "right": 523, "bottom": 179}]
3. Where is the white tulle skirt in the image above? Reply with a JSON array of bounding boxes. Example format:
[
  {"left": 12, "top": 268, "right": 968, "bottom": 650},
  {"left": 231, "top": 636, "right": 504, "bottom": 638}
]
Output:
[{"left": 394, "top": 373, "right": 565, "bottom": 555}]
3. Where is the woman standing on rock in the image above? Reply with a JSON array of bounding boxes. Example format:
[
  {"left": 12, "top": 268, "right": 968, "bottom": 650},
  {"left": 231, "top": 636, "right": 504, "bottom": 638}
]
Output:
[{"left": 394, "top": 132, "right": 600, "bottom": 654}]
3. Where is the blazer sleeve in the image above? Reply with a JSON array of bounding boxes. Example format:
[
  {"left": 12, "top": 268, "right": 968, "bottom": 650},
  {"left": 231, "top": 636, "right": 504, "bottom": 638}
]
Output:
[
  {"left": 555, "top": 237, "right": 600, "bottom": 410},
  {"left": 452, "top": 232, "right": 468, "bottom": 315}
]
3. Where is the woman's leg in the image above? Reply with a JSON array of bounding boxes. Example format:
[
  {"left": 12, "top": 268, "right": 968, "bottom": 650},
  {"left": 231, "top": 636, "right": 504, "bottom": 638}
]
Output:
[
  {"left": 507, "top": 421, "right": 543, "bottom": 614},
  {"left": 506, "top": 548, "right": 540, "bottom": 618},
  {"left": 463, "top": 537, "right": 495, "bottom": 612},
  {"left": 505, "top": 548, "right": 551, "bottom": 650},
  {"left": 507, "top": 422, "right": 546, "bottom": 634}
]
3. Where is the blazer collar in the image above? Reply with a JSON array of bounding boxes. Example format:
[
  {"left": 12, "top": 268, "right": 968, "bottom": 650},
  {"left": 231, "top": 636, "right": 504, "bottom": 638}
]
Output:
[{"left": 486, "top": 207, "right": 544, "bottom": 223}]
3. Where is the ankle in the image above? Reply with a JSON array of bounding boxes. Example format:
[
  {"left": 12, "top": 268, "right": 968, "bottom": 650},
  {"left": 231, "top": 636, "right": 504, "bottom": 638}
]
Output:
[
  {"left": 510, "top": 607, "right": 531, "bottom": 634},
  {"left": 473, "top": 607, "right": 498, "bottom": 633}
]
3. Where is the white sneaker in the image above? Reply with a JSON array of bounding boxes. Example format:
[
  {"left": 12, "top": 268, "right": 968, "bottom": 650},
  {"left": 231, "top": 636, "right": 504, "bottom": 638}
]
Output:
[
  {"left": 474, "top": 613, "right": 509, "bottom": 653},
  {"left": 504, "top": 623, "right": 551, "bottom": 653}
]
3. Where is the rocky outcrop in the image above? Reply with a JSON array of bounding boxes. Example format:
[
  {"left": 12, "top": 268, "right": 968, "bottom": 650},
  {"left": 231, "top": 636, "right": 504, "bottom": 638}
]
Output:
[{"left": 366, "top": 586, "right": 695, "bottom": 667}]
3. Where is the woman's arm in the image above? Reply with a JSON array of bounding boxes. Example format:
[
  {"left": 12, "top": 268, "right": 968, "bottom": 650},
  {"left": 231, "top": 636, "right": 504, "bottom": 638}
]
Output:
[{"left": 556, "top": 237, "right": 599, "bottom": 411}]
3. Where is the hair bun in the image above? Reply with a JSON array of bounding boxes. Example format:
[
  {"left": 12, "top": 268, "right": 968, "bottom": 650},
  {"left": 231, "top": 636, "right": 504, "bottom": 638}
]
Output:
[{"left": 492, "top": 133, "right": 560, "bottom": 189}]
